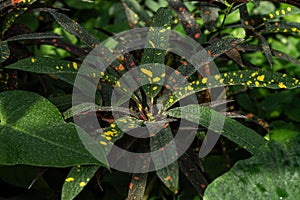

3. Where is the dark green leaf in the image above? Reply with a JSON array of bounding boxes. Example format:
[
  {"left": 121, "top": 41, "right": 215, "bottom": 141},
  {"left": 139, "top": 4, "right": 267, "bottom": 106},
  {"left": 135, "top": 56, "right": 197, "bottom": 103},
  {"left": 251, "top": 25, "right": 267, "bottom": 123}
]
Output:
[
  {"left": 48, "top": 11, "right": 99, "bottom": 48},
  {"left": 166, "top": 105, "right": 267, "bottom": 154},
  {"left": 0, "top": 90, "right": 104, "bottom": 166},
  {"left": 5, "top": 32, "right": 62, "bottom": 42},
  {"left": 140, "top": 7, "right": 172, "bottom": 97},
  {"left": 121, "top": 0, "right": 151, "bottom": 25},
  {"left": 150, "top": 126, "right": 179, "bottom": 192},
  {"left": 203, "top": 137, "right": 300, "bottom": 199}
]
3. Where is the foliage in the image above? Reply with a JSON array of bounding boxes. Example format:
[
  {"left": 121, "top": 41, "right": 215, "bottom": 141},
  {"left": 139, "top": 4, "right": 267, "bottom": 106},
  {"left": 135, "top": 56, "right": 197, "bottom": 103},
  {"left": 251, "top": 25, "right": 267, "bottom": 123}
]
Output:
[{"left": 0, "top": 0, "right": 300, "bottom": 199}]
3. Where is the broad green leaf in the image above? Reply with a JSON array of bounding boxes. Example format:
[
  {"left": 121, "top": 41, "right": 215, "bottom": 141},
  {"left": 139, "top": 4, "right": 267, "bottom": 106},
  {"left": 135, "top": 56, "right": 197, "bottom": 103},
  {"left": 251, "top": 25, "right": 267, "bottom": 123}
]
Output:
[
  {"left": 62, "top": 165, "right": 100, "bottom": 200},
  {"left": 0, "top": 90, "right": 104, "bottom": 166},
  {"left": 121, "top": 0, "right": 151, "bottom": 25},
  {"left": 166, "top": 105, "right": 267, "bottom": 154},
  {"left": 0, "top": 41, "right": 10, "bottom": 63},
  {"left": 5, "top": 32, "right": 62, "bottom": 42},
  {"left": 268, "top": 121, "right": 300, "bottom": 143},
  {"left": 150, "top": 126, "right": 179, "bottom": 192},
  {"left": 5, "top": 57, "right": 78, "bottom": 85},
  {"left": 48, "top": 11, "right": 99, "bottom": 48},
  {"left": 203, "top": 136, "right": 300, "bottom": 199},
  {"left": 140, "top": 7, "right": 172, "bottom": 97},
  {"left": 165, "top": 70, "right": 300, "bottom": 109},
  {"left": 127, "top": 173, "right": 148, "bottom": 200}
]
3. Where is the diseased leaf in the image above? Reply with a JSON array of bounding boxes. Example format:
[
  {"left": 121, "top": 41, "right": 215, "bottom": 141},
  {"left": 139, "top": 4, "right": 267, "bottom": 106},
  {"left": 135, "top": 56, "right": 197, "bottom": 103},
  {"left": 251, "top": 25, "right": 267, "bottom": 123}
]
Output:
[
  {"left": 5, "top": 57, "right": 78, "bottom": 85},
  {"left": 257, "top": 34, "right": 273, "bottom": 68},
  {"left": 121, "top": 0, "right": 151, "bottom": 25},
  {"left": 200, "top": 2, "right": 219, "bottom": 32},
  {"left": 166, "top": 0, "right": 202, "bottom": 41},
  {"left": 140, "top": 7, "right": 172, "bottom": 97},
  {"left": 62, "top": 165, "right": 100, "bottom": 200},
  {"left": 48, "top": 11, "right": 99, "bottom": 48},
  {"left": 178, "top": 153, "right": 208, "bottom": 197},
  {"left": 166, "top": 104, "right": 267, "bottom": 154},
  {"left": 165, "top": 69, "right": 300, "bottom": 109},
  {"left": 127, "top": 173, "right": 148, "bottom": 200},
  {"left": 150, "top": 126, "right": 179, "bottom": 192}
]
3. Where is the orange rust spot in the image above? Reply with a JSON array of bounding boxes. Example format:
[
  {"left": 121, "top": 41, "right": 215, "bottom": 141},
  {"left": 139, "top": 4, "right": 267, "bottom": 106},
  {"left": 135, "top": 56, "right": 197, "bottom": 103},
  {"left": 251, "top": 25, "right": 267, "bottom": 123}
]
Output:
[
  {"left": 194, "top": 33, "right": 201, "bottom": 39},
  {"left": 11, "top": 0, "right": 23, "bottom": 6},
  {"left": 165, "top": 176, "right": 171, "bottom": 181},
  {"left": 52, "top": 39, "right": 57, "bottom": 43},
  {"left": 207, "top": 50, "right": 211, "bottom": 56},
  {"left": 66, "top": 47, "right": 71, "bottom": 52},
  {"left": 182, "top": 61, "right": 187, "bottom": 66},
  {"left": 175, "top": 70, "right": 180, "bottom": 75},
  {"left": 200, "top": 184, "right": 206, "bottom": 189},
  {"left": 119, "top": 64, "right": 125, "bottom": 71},
  {"left": 134, "top": 176, "right": 140, "bottom": 181},
  {"left": 129, "top": 182, "right": 133, "bottom": 190}
]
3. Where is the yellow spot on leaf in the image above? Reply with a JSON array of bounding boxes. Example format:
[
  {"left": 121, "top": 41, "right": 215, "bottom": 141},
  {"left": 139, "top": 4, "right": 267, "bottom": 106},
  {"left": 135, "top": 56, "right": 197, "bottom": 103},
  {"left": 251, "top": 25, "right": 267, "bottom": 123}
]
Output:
[
  {"left": 153, "top": 86, "right": 158, "bottom": 90},
  {"left": 255, "top": 81, "right": 260, "bottom": 87},
  {"left": 269, "top": 13, "right": 274, "bottom": 19},
  {"left": 287, "top": 7, "right": 292, "bottom": 12},
  {"left": 106, "top": 136, "right": 112, "bottom": 141},
  {"left": 187, "top": 85, "right": 193, "bottom": 90},
  {"left": 100, "top": 141, "right": 107, "bottom": 145},
  {"left": 282, "top": 74, "right": 287, "bottom": 77},
  {"left": 278, "top": 82, "right": 287, "bottom": 89},
  {"left": 153, "top": 77, "right": 161, "bottom": 82},
  {"left": 73, "top": 62, "right": 78, "bottom": 70},
  {"left": 214, "top": 75, "right": 220, "bottom": 80},
  {"left": 79, "top": 182, "right": 86, "bottom": 187},
  {"left": 291, "top": 27, "right": 297, "bottom": 32},
  {"left": 148, "top": 41, "right": 155, "bottom": 48},
  {"left": 141, "top": 68, "right": 152, "bottom": 77},
  {"left": 161, "top": 73, "right": 166, "bottom": 77},
  {"left": 246, "top": 81, "right": 252, "bottom": 86},
  {"left": 202, "top": 77, "right": 207, "bottom": 84},
  {"left": 65, "top": 177, "right": 75, "bottom": 182},
  {"left": 275, "top": 10, "right": 280, "bottom": 15},
  {"left": 219, "top": 78, "right": 224, "bottom": 84},
  {"left": 31, "top": 58, "right": 36, "bottom": 63},
  {"left": 55, "top": 66, "right": 59, "bottom": 69},
  {"left": 281, "top": 10, "right": 285, "bottom": 15},
  {"left": 257, "top": 75, "right": 265, "bottom": 81},
  {"left": 251, "top": 71, "right": 258, "bottom": 77}
]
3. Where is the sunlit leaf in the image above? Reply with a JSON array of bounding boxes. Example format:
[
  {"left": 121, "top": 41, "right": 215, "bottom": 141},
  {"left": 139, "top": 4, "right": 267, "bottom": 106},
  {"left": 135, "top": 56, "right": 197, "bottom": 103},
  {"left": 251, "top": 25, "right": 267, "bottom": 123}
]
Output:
[{"left": 62, "top": 165, "right": 100, "bottom": 200}]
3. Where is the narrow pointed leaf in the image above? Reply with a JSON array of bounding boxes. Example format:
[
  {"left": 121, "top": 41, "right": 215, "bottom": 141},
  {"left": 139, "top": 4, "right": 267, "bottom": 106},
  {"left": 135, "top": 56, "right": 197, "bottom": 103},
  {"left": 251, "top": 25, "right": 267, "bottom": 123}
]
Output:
[
  {"left": 166, "top": 105, "right": 267, "bottom": 154},
  {"left": 62, "top": 165, "right": 100, "bottom": 200},
  {"left": 5, "top": 32, "right": 62, "bottom": 42},
  {"left": 127, "top": 173, "right": 148, "bottom": 200},
  {"left": 150, "top": 126, "right": 179, "bottom": 192},
  {"left": 121, "top": 0, "right": 151, "bottom": 25},
  {"left": 140, "top": 8, "right": 172, "bottom": 97},
  {"left": 258, "top": 35, "right": 273, "bottom": 68},
  {"left": 48, "top": 11, "right": 99, "bottom": 48},
  {"left": 165, "top": 70, "right": 300, "bottom": 109},
  {"left": 0, "top": 41, "right": 10, "bottom": 63}
]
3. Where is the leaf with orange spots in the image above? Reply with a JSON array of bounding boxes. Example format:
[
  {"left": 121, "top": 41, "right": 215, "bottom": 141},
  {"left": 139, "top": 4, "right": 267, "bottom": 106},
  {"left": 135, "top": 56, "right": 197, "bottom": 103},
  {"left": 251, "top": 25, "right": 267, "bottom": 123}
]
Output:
[
  {"left": 127, "top": 173, "right": 148, "bottom": 200},
  {"left": 48, "top": 11, "right": 99, "bottom": 48},
  {"left": 178, "top": 153, "right": 208, "bottom": 197},
  {"left": 149, "top": 126, "right": 179, "bottom": 192},
  {"left": 62, "top": 165, "right": 100, "bottom": 200}
]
